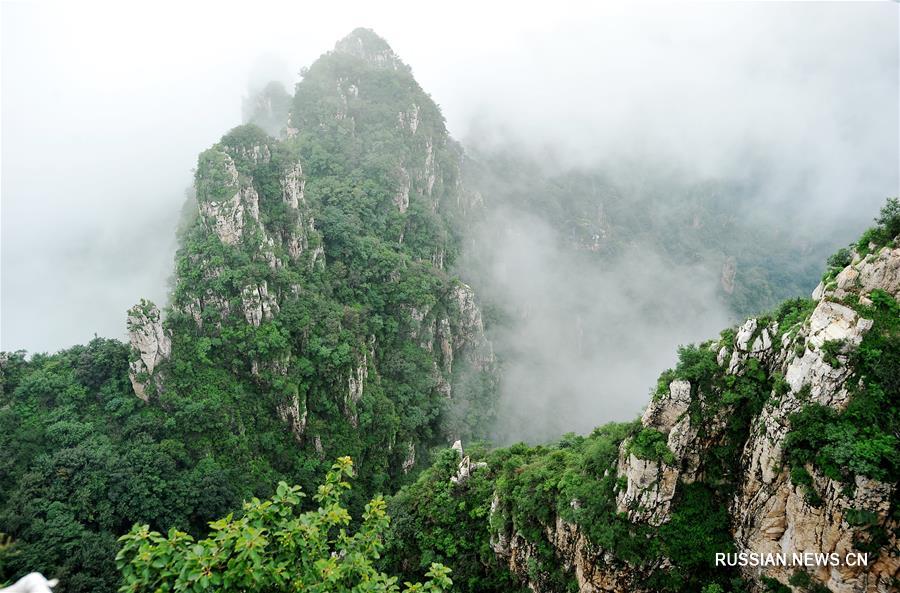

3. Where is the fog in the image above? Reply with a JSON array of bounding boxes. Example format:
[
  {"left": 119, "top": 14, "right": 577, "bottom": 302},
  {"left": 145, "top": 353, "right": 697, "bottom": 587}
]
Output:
[
  {"left": 459, "top": 208, "right": 730, "bottom": 441},
  {"left": 2, "top": 1, "right": 897, "bottom": 434}
]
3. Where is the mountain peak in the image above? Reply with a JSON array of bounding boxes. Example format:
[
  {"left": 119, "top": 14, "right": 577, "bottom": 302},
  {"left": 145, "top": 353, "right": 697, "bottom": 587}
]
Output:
[{"left": 334, "top": 28, "right": 407, "bottom": 71}]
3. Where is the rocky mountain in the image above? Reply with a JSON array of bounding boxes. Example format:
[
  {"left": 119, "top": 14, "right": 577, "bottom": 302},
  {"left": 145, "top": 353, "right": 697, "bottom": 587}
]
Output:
[
  {"left": 127, "top": 27, "right": 496, "bottom": 484},
  {"left": 0, "top": 29, "right": 496, "bottom": 592},
  {"left": 387, "top": 205, "right": 899, "bottom": 593}
]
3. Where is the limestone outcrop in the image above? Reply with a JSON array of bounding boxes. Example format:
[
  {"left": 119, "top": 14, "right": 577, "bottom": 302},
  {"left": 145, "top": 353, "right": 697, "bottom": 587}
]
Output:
[
  {"left": 126, "top": 300, "right": 171, "bottom": 401},
  {"left": 406, "top": 281, "right": 495, "bottom": 400},
  {"left": 449, "top": 440, "right": 487, "bottom": 486},
  {"left": 276, "top": 392, "right": 307, "bottom": 443}
]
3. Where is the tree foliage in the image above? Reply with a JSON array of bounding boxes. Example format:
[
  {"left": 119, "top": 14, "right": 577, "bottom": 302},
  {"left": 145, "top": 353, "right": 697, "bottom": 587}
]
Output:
[{"left": 117, "top": 458, "right": 451, "bottom": 593}]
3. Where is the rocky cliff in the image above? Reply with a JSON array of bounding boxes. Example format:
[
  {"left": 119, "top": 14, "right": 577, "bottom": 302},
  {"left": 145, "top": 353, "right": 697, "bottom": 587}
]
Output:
[{"left": 483, "top": 231, "right": 899, "bottom": 593}]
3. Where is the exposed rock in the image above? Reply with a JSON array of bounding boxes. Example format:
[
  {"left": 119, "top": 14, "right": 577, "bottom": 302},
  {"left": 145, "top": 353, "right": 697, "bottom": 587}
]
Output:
[
  {"left": 450, "top": 282, "right": 494, "bottom": 371},
  {"left": 240, "top": 281, "right": 280, "bottom": 327},
  {"left": 404, "top": 284, "right": 495, "bottom": 401},
  {"left": 345, "top": 348, "right": 370, "bottom": 427},
  {"left": 398, "top": 103, "right": 420, "bottom": 134},
  {"left": 394, "top": 166, "right": 410, "bottom": 213},
  {"left": 824, "top": 246, "right": 900, "bottom": 302},
  {"left": 450, "top": 440, "right": 487, "bottom": 486},
  {"left": 277, "top": 392, "right": 307, "bottom": 442},
  {"left": 242, "top": 81, "right": 291, "bottom": 137},
  {"left": 402, "top": 442, "right": 416, "bottom": 474},
  {"left": 730, "top": 282, "right": 896, "bottom": 592},
  {"left": 225, "top": 142, "right": 271, "bottom": 167},
  {"left": 615, "top": 449, "right": 679, "bottom": 527},
  {"left": 641, "top": 380, "right": 690, "bottom": 432},
  {"left": 196, "top": 152, "right": 262, "bottom": 247},
  {"left": 348, "top": 352, "right": 367, "bottom": 404},
  {"left": 179, "top": 264, "right": 231, "bottom": 327},
  {"left": 282, "top": 162, "right": 305, "bottom": 210},
  {"left": 423, "top": 137, "right": 437, "bottom": 197},
  {"left": 784, "top": 301, "right": 871, "bottom": 403},
  {"left": 126, "top": 300, "right": 171, "bottom": 401},
  {"left": 251, "top": 352, "right": 289, "bottom": 378},
  {"left": 491, "top": 505, "right": 656, "bottom": 592}
]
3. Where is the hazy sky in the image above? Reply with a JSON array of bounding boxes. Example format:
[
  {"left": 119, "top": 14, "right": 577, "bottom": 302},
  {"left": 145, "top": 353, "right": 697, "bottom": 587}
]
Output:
[{"left": 2, "top": 0, "right": 898, "bottom": 354}]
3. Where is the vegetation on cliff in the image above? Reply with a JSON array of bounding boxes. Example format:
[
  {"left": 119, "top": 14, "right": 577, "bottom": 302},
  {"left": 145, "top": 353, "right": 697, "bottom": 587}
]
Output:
[{"left": 1, "top": 26, "right": 896, "bottom": 593}]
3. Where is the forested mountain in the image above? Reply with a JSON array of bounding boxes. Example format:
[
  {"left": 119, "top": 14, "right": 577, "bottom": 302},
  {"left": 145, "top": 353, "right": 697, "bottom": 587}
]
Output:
[
  {"left": 1, "top": 29, "right": 895, "bottom": 593},
  {"left": 1, "top": 28, "right": 495, "bottom": 591},
  {"left": 461, "top": 148, "right": 835, "bottom": 319}
]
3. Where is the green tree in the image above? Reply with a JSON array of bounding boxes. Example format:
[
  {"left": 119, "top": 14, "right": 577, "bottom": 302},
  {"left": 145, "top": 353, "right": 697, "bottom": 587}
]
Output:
[{"left": 116, "top": 457, "right": 451, "bottom": 593}]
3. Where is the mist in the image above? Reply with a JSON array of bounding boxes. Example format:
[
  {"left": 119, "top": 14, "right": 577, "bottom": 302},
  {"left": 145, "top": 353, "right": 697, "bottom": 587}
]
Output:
[
  {"left": 460, "top": 208, "right": 730, "bottom": 442},
  {"left": 2, "top": 2, "right": 897, "bottom": 436}
]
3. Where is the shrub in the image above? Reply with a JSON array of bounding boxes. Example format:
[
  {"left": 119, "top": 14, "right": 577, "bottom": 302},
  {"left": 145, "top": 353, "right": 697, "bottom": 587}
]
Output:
[
  {"left": 628, "top": 428, "right": 676, "bottom": 465},
  {"left": 826, "top": 248, "right": 852, "bottom": 270},
  {"left": 856, "top": 197, "right": 900, "bottom": 253},
  {"left": 116, "top": 457, "right": 451, "bottom": 593}
]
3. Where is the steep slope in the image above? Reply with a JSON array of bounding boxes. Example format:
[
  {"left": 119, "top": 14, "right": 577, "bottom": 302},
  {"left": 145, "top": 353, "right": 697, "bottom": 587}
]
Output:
[
  {"left": 0, "top": 29, "right": 495, "bottom": 593},
  {"left": 127, "top": 28, "right": 496, "bottom": 492},
  {"left": 387, "top": 201, "right": 899, "bottom": 593}
]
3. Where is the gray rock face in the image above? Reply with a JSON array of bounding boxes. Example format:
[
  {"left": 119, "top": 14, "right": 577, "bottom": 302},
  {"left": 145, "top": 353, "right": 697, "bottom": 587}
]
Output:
[
  {"left": 641, "top": 379, "right": 691, "bottom": 431},
  {"left": 126, "top": 300, "right": 171, "bottom": 401},
  {"left": 732, "top": 286, "right": 896, "bottom": 591},
  {"left": 822, "top": 246, "right": 900, "bottom": 302},
  {"left": 615, "top": 378, "right": 705, "bottom": 527},
  {"left": 615, "top": 451, "right": 679, "bottom": 527},
  {"left": 721, "top": 256, "right": 737, "bottom": 294},
  {"left": 196, "top": 153, "right": 255, "bottom": 247},
  {"left": 241, "top": 281, "right": 280, "bottom": 327},
  {"left": 402, "top": 442, "right": 416, "bottom": 474},
  {"left": 187, "top": 145, "right": 320, "bottom": 330},
  {"left": 783, "top": 301, "right": 871, "bottom": 402},
  {"left": 405, "top": 281, "right": 495, "bottom": 401},
  {"left": 449, "top": 441, "right": 486, "bottom": 486},
  {"left": 276, "top": 392, "right": 307, "bottom": 443},
  {"left": 242, "top": 81, "right": 292, "bottom": 137},
  {"left": 450, "top": 283, "right": 495, "bottom": 371},
  {"left": 344, "top": 344, "right": 371, "bottom": 428},
  {"left": 394, "top": 166, "right": 411, "bottom": 213}
]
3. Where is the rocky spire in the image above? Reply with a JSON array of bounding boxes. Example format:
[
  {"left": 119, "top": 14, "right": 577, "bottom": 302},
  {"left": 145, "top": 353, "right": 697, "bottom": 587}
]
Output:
[{"left": 126, "top": 299, "right": 171, "bottom": 401}]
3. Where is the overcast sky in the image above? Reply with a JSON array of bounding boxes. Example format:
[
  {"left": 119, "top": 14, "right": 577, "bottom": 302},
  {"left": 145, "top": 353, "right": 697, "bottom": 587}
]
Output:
[{"left": 2, "top": 0, "right": 898, "bottom": 353}]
